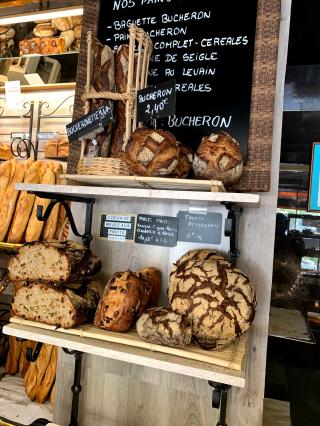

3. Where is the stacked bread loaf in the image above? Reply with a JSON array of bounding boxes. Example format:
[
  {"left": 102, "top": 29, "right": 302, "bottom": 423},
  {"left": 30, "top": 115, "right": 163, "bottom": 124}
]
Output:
[
  {"left": 5, "top": 336, "right": 57, "bottom": 404},
  {"left": 0, "top": 159, "right": 67, "bottom": 244},
  {"left": 9, "top": 240, "right": 104, "bottom": 329},
  {"left": 0, "top": 26, "right": 15, "bottom": 57},
  {"left": 19, "top": 16, "right": 82, "bottom": 55},
  {"left": 45, "top": 136, "right": 69, "bottom": 158},
  {"left": 137, "top": 249, "right": 256, "bottom": 350}
]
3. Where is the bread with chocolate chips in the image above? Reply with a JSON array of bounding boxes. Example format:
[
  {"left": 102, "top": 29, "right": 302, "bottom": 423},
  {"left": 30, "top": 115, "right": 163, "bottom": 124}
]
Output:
[
  {"left": 136, "top": 307, "right": 192, "bottom": 348},
  {"left": 169, "top": 253, "right": 256, "bottom": 350}
]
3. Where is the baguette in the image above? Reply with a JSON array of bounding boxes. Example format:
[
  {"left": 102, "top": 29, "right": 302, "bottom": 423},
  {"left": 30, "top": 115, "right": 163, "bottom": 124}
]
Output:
[
  {"left": 35, "top": 346, "right": 58, "bottom": 403},
  {"left": 50, "top": 381, "right": 56, "bottom": 406},
  {"left": 19, "top": 340, "right": 35, "bottom": 377},
  {"left": 24, "top": 343, "right": 54, "bottom": 401},
  {"left": 42, "top": 163, "right": 62, "bottom": 240},
  {"left": 54, "top": 203, "right": 68, "bottom": 241},
  {"left": 5, "top": 336, "right": 22, "bottom": 375},
  {"left": 25, "top": 167, "right": 55, "bottom": 242},
  {"left": 0, "top": 160, "right": 12, "bottom": 205},
  {"left": 7, "top": 162, "right": 41, "bottom": 243},
  {"left": 0, "top": 160, "right": 27, "bottom": 241}
]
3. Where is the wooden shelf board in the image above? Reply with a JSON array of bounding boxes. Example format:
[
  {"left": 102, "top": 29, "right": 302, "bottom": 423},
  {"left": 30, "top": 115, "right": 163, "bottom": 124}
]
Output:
[
  {"left": 15, "top": 183, "right": 260, "bottom": 206},
  {"left": 0, "top": 242, "right": 22, "bottom": 251},
  {"left": 3, "top": 322, "right": 246, "bottom": 387}
]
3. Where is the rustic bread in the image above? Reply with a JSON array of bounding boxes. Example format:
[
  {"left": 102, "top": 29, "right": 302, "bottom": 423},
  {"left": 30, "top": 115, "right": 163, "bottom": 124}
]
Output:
[
  {"left": 8, "top": 240, "right": 101, "bottom": 283},
  {"left": 38, "top": 37, "right": 66, "bottom": 54},
  {"left": 5, "top": 336, "right": 22, "bottom": 375},
  {"left": 193, "top": 132, "right": 243, "bottom": 185},
  {"left": 57, "top": 138, "right": 69, "bottom": 157},
  {"left": 0, "top": 160, "right": 12, "bottom": 205},
  {"left": 12, "top": 278, "right": 104, "bottom": 328},
  {"left": 35, "top": 346, "right": 58, "bottom": 404},
  {"left": 123, "top": 128, "right": 179, "bottom": 177},
  {"left": 0, "top": 143, "right": 14, "bottom": 160},
  {"left": 51, "top": 17, "right": 73, "bottom": 31},
  {"left": 169, "top": 256, "right": 256, "bottom": 349},
  {"left": 171, "top": 249, "right": 231, "bottom": 276},
  {"left": 74, "top": 24, "right": 82, "bottom": 40},
  {"left": 135, "top": 267, "right": 161, "bottom": 307},
  {"left": 59, "top": 30, "right": 75, "bottom": 50},
  {"left": 0, "top": 27, "right": 15, "bottom": 41},
  {"left": 7, "top": 161, "right": 41, "bottom": 243},
  {"left": 19, "top": 340, "right": 35, "bottom": 377},
  {"left": 170, "top": 142, "right": 193, "bottom": 178},
  {"left": 94, "top": 271, "right": 146, "bottom": 332},
  {"left": 137, "top": 307, "right": 192, "bottom": 348},
  {"left": 45, "top": 139, "right": 58, "bottom": 157},
  {"left": 33, "top": 24, "right": 57, "bottom": 38}
]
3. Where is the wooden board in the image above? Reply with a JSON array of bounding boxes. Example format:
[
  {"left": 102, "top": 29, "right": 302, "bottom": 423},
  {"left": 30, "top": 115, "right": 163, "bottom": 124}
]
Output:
[
  {"left": 268, "top": 307, "right": 314, "bottom": 343},
  {"left": 3, "top": 322, "right": 246, "bottom": 387},
  {"left": 0, "top": 242, "right": 21, "bottom": 252},
  {"left": 8, "top": 317, "right": 247, "bottom": 372}
]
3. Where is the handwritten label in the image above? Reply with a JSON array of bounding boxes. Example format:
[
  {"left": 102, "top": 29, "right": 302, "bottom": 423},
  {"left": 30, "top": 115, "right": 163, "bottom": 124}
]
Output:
[
  {"left": 100, "top": 213, "right": 136, "bottom": 242},
  {"left": 66, "top": 102, "right": 112, "bottom": 142},
  {"left": 135, "top": 214, "right": 178, "bottom": 247},
  {"left": 177, "top": 211, "right": 222, "bottom": 244},
  {"left": 137, "top": 80, "right": 176, "bottom": 122}
]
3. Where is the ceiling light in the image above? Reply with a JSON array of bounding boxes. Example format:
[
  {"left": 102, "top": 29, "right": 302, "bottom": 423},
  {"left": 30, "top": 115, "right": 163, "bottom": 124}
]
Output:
[{"left": 0, "top": 6, "right": 83, "bottom": 26}]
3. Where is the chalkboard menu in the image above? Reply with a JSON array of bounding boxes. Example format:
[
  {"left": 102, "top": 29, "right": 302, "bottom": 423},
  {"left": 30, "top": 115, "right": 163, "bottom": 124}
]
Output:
[
  {"left": 99, "top": 0, "right": 258, "bottom": 155},
  {"left": 135, "top": 214, "right": 178, "bottom": 247},
  {"left": 100, "top": 213, "right": 136, "bottom": 242},
  {"left": 177, "top": 211, "right": 222, "bottom": 244}
]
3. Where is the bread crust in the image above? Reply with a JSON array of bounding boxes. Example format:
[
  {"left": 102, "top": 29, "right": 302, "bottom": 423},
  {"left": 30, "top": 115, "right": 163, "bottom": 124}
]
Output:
[{"left": 169, "top": 143, "right": 193, "bottom": 178}]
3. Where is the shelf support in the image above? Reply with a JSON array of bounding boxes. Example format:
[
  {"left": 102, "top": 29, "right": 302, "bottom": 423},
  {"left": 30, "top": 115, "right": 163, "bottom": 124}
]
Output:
[
  {"left": 26, "top": 341, "right": 43, "bottom": 362},
  {"left": 223, "top": 202, "right": 243, "bottom": 266},
  {"left": 62, "top": 348, "right": 83, "bottom": 426},
  {"left": 208, "top": 381, "right": 231, "bottom": 426}
]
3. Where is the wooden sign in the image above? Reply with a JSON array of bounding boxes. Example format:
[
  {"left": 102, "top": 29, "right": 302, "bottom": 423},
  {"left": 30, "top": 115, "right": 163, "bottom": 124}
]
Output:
[
  {"left": 100, "top": 213, "right": 136, "bottom": 242},
  {"left": 66, "top": 102, "right": 112, "bottom": 142},
  {"left": 137, "top": 80, "right": 176, "bottom": 122},
  {"left": 135, "top": 214, "right": 178, "bottom": 247},
  {"left": 177, "top": 211, "right": 223, "bottom": 244}
]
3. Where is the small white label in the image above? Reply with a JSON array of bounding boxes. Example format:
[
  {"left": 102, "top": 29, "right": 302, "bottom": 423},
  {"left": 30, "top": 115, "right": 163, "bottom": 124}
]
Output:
[
  {"left": 108, "top": 235, "right": 126, "bottom": 241},
  {"left": 105, "top": 221, "right": 132, "bottom": 229},
  {"left": 5, "top": 81, "right": 21, "bottom": 111}
]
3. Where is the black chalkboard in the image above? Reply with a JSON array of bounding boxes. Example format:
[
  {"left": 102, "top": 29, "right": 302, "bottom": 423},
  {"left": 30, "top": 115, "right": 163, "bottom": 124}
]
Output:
[
  {"left": 100, "top": 213, "right": 136, "bottom": 242},
  {"left": 177, "top": 211, "right": 222, "bottom": 244},
  {"left": 137, "top": 80, "right": 176, "bottom": 122},
  {"left": 66, "top": 102, "right": 112, "bottom": 142},
  {"left": 98, "top": 0, "right": 258, "bottom": 155},
  {"left": 135, "top": 214, "right": 178, "bottom": 247}
]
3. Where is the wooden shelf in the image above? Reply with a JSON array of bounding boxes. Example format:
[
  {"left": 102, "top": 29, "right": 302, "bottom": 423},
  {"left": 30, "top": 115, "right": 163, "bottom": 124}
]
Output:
[
  {"left": 0, "top": 242, "right": 22, "bottom": 252},
  {"left": 3, "top": 322, "right": 246, "bottom": 387},
  {"left": 15, "top": 183, "right": 260, "bottom": 206}
]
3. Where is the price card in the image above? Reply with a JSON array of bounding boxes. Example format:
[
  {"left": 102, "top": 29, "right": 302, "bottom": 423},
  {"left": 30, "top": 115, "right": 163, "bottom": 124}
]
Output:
[
  {"left": 137, "top": 80, "right": 176, "bottom": 122},
  {"left": 177, "top": 211, "right": 223, "bottom": 244},
  {"left": 135, "top": 214, "right": 178, "bottom": 247},
  {"left": 100, "top": 213, "right": 136, "bottom": 242},
  {"left": 66, "top": 101, "right": 112, "bottom": 142}
]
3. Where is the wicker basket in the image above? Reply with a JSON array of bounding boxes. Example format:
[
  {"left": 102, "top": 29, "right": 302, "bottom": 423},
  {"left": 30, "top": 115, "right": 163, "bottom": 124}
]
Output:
[{"left": 77, "top": 24, "right": 153, "bottom": 176}]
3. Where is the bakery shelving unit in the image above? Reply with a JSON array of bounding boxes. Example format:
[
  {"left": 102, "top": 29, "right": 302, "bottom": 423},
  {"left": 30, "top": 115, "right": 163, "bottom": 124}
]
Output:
[{"left": 3, "top": 182, "right": 260, "bottom": 426}]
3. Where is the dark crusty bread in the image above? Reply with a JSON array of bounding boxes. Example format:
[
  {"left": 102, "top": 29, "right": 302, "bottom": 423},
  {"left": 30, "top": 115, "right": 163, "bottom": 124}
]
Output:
[
  {"left": 135, "top": 267, "right": 161, "bottom": 307},
  {"left": 170, "top": 142, "right": 193, "bottom": 178},
  {"left": 12, "top": 278, "right": 104, "bottom": 329},
  {"left": 8, "top": 240, "right": 101, "bottom": 283},
  {"left": 123, "top": 127, "right": 179, "bottom": 177},
  {"left": 136, "top": 307, "right": 192, "bottom": 348},
  {"left": 169, "top": 252, "right": 256, "bottom": 350},
  {"left": 94, "top": 271, "right": 146, "bottom": 332},
  {"left": 193, "top": 131, "right": 243, "bottom": 185}
]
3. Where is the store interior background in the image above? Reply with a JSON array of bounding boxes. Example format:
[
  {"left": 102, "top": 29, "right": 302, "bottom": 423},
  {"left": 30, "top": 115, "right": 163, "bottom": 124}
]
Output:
[{"left": 266, "top": 0, "right": 320, "bottom": 425}]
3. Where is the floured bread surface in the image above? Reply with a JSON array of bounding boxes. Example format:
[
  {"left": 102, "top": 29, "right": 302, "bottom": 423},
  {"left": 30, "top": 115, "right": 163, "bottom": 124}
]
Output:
[
  {"left": 169, "top": 255, "right": 256, "bottom": 350},
  {"left": 136, "top": 307, "right": 192, "bottom": 348}
]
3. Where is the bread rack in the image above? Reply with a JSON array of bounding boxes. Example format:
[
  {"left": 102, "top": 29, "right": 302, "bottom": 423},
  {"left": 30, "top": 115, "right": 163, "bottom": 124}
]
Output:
[{"left": 78, "top": 24, "right": 153, "bottom": 175}]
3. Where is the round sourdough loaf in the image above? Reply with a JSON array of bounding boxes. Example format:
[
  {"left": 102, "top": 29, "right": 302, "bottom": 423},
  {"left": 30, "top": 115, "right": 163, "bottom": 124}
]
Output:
[
  {"left": 168, "top": 254, "right": 256, "bottom": 350},
  {"left": 170, "top": 142, "right": 193, "bottom": 178},
  {"left": 123, "top": 128, "right": 179, "bottom": 176},
  {"left": 33, "top": 24, "right": 57, "bottom": 38},
  {"left": 136, "top": 307, "right": 192, "bottom": 347},
  {"left": 193, "top": 131, "right": 243, "bottom": 185}
]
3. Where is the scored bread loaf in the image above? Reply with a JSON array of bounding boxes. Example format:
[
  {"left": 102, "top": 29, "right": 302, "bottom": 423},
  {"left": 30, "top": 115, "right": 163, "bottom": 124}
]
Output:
[
  {"left": 12, "top": 278, "right": 104, "bottom": 328},
  {"left": 24, "top": 343, "right": 54, "bottom": 401},
  {"left": 0, "top": 159, "right": 28, "bottom": 241},
  {"left": 7, "top": 161, "right": 41, "bottom": 243},
  {"left": 51, "top": 17, "right": 73, "bottom": 31},
  {"left": 33, "top": 24, "right": 57, "bottom": 38},
  {"left": 8, "top": 240, "right": 101, "bottom": 283},
  {"left": 25, "top": 167, "right": 56, "bottom": 242},
  {"left": 42, "top": 163, "right": 63, "bottom": 240},
  {"left": 35, "top": 346, "right": 58, "bottom": 403},
  {"left": 19, "top": 340, "right": 35, "bottom": 377},
  {"left": 0, "top": 160, "right": 12, "bottom": 205},
  {"left": 135, "top": 267, "right": 161, "bottom": 307},
  {"left": 5, "top": 336, "right": 22, "bottom": 375},
  {"left": 136, "top": 307, "right": 192, "bottom": 348},
  {"left": 169, "top": 143, "right": 193, "bottom": 178}
]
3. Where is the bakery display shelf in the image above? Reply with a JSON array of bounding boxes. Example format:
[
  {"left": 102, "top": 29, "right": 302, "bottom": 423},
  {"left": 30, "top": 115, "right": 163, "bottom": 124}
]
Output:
[
  {"left": 15, "top": 183, "right": 260, "bottom": 206},
  {"left": 4, "top": 319, "right": 247, "bottom": 387}
]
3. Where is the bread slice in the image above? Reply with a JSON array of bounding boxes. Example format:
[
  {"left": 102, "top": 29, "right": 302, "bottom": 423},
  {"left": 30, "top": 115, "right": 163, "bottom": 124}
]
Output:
[
  {"left": 8, "top": 240, "right": 101, "bottom": 283},
  {"left": 12, "top": 278, "right": 104, "bottom": 328}
]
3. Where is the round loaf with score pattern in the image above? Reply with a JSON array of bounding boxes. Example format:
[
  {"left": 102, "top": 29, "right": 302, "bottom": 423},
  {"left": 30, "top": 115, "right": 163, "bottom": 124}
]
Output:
[
  {"left": 122, "top": 127, "right": 179, "bottom": 177},
  {"left": 169, "top": 142, "right": 193, "bottom": 178},
  {"left": 168, "top": 251, "right": 256, "bottom": 350}
]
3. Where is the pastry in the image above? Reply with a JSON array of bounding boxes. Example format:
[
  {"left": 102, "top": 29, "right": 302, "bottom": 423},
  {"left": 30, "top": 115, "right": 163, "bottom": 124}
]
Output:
[
  {"left": 135, "top": 267, "right": 161, "bottom": 307},
  {"left": 12, "top": 278, "right": 104, "bottom": 328},
  {"left": 44, "top": 139, "right": 58, "bottom": 158},
  {"left": 8, "top": 240, "right": 101, "bottom": 283},
  {"left": 168, "top": 254, "right": 256, "bottom": 349},
  {"left": 136, "top": 307, "right": 192, "bottom": 347},
  {"left": 5, "top": 336, "right": 22, "bottom": 375},
  {"left": 94, "top": 271, "right": 146, "bottom": 332},
  {"left": 7, "top": 161, "right": 41, "bottom": 243},
  {"left": 123, "top": 128, "right": 179, "bottom": 177},
  {"left": 33, "top": 24, "right": 57, "bottom": 38},
  {"left": 59, "top": 30, "right": 75, "bottom": 50},
  {"left": 170, "top": 142, "right": 193, "bottom": 178},
  {"left": 0, "top": 143, "right": 14, "bottom": 160},
  {"left": 193, "top": 132, "right": 243, "bottom": 185},
  {"left": 35, "top": 346, "right": 58, "bottom": 403}
]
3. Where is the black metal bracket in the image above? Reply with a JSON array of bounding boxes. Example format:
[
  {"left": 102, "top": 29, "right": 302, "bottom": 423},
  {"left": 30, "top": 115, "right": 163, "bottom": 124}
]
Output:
[
  {"left": 63, "top": 348, "right": 83, "bottom": 426},
  {"left": 26, "top": 342, "right": 43, "bottom": 362},
  {"left": 28, "top": 192, "right": 95, "bottom": 248},
  {"left": 222, "top": 202, "right": 243, "bottom": 267},
  {"left": 208, "top": 381, "right": 231, "bottom": 426}
]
